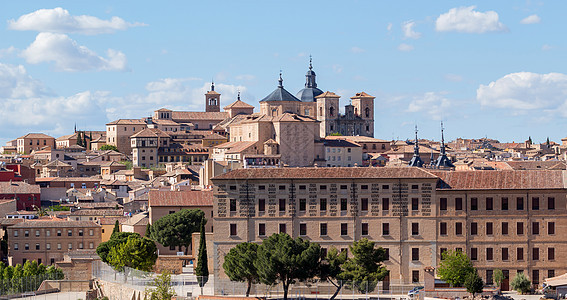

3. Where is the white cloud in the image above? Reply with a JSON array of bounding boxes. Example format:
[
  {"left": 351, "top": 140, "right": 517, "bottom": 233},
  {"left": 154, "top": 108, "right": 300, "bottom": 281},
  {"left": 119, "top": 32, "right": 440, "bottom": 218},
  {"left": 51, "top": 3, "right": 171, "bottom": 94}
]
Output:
[
  {"left": 520, "top": 14, "right": 541, "bottom": 24},
  {"left": 236, "top": 74, "right": 255, "bottom": 81},
  {"left": 402, "top": 21, "right": 421, "bottom": 39},
  {"left": 8, "top": 7, "right": 145, "bottom": 35},
  {"left": 444, "top": 73, "right": 463, "bottom": 82},
  {"left": 351, "top": 47, "right": 365, "bottom": 53},
  {"left": 0, "top": 63, "right": 53, "bottom": 98},
  {"left": 20, "top": 32, "right": 128, "bottom": 72},
  {"left": 542, "top": 44, "right": 553, "bottom": 51},
  {"left": 407, "top": 92, "right": 451, "bottom": 120},
  {"left": 477, "top": 72, "right": 567, "bottom": 113},
  {"left": 435, "top": 6, "right": 507, "bottom": 33},
  {"left": 387, "top": 23, "right": 393, "bottom": 32},
  {"left": 0, "top": 46, "right": 17, "bottom": 58},
  {"left": 398, "top": 43, "right": 414, "bottom": 52}
]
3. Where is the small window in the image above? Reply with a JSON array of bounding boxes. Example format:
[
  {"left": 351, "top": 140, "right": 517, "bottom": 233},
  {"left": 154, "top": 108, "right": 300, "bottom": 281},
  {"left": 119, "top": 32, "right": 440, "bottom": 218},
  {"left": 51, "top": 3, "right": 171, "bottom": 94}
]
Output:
[
  {"left": 230, "top": 224, "right": 237, "bottom": 236},
  {"left": 411, "top": 223, "right": 419, "bottom": 236},
  {"left": 299, "top": 199, "right": 306, "bottom": 212},
  {"left": 532, "top": 197, "right": 540, "bottom": 210},
  {"left": 341, "top": 223, "right": 348, "bottom": 236},
  {"left": 320, "top": 199, "right": 327, "bottom": 211},
  {"left": 361, "top": 198, "right": 368, "bottom": 211},
  {"left": 455, "top": 222, "right": 463, "bottom": 235},
  {"left": 486, "top": 197, "right": 493, "bottom": 210},
  {"left": 258, "top": 185, "right": 266, "bottom": 190},
  {"left": 486, "top": 222, "right": 493, "bottom": 235},
  {"left": 470, "top": 248, "right": 478, "bottom": 260},
  {"left": 382, "top": 185, "right": 389, "bottom": 190},
  {"left": 361, "top": 185, "right": 368, "bottom": 190},
  {"left": 486, "top": 247, "right": 494, "bottom": 261},
  {"left": 14, "top": 230, "right": 18, "bottom": 237},
  {"left": 532, "top": 222, "right": 539, "bottom": 235},
  {"left": 258, "top": 224, "right": 266, "bottom": 236},
  {"left": 412, "top": 198, "right": 419, "bottom": 211},
  {"left": 68, "top": 230, "right": 72, "bottom": 236},
  {"left": 548, "top": 197, "right": 555, "bottom": 210},
  {"left": 517, "top": 197, "right": 524, "bottom": 210},
  {"left": 299, "top": 224, "right": 307, "bottom": 236},
  {"left": 471, "top": 198, "right": 478, "bottom": 210},
  {"left": 229, "top": 185, "right": 237, "bottom": 191},
  {"left": 279, "top": 185, "right": 286, "bottom": 190},
  {"left": 46, "top": 243, "right": 51, "bottom": 250},
  {"left": 24, "top": 230, "right": 29, "bottom": 237},
  {"left": 361, "top": 223, "right": 369, "bottom": 236},
  {"left": 57, "top": 243, "right": 62, "bottom": 250},
  {"left": 89, "top": 229, "right": 94, "bottom": 236},
  {"left": 341, "top": 199, "right": 348, "bottom": 211},
  {"left": 382, "top": 223, "right": 390, "bottom": 236},
  {"left": 517, "top": 247, "right": 524, "bottom": 260},
  {"left": 517, "top": 222, "right": 524, "bottom": 235},
  {"left": 320, "top": 223, "right": 328, "bottom": 236},
  {"left": 533, "top": 247, "right": 539, "bottom": 260},
  {"left": 502, "top": 222, "right": 509, "bottom": 235},
  {"left": 411, "top": 248, "right": 419, "bottom": 261},
  {"left": 14, "top": 243, "right": 18, "bottom": 250},
  {"left": 35, "top": 230, "right": 40, "bottom": 237},
  {"left": 259, "top": 199, "right": 266, "bottom": 212},
  {"left": 501, "top": 197, "right": 509, "bottom": 210},
  {"left": 440, "top": 198, "right": 447, "bottom": 211},
  {"left": 412, "top": 270, "right": 419, "bottom": 283},
  {"left": 230, "top": 199, "right": 237, "bottom": 212},
  {"left": 502, "top": 248, "right": 509, "bottom": 261},
  {"left": 279, "top": 224, "right": 286, "bottom": 234},
  {"left": 320, "top": 185, "right": 327, "bottom": 190},
  {"left": 382, "top": 198, "right": 390, "bottom": 211},
  {"left": 455, "top": 198, "right": 463, "bottom": 210},
  {"left": 548, "top": 248, "right": 555, "bottom": 260},
  {"left": 279, "top": 199, "right": 286, "bottom": 212},
  {"left": 440, "top": 222, "right": 447, "bottom": 235},
  {"left": 471, "top": 222, "right": 478, "bottom": 235},
  {"left": 548, "top": 222, "right": 555, "bottom": 235},
  {"left": 68, "top": 243, "right": 73, "bottom": 250},
  {"left": 79, "top": 230, "right": 83, "bottom": 237}
]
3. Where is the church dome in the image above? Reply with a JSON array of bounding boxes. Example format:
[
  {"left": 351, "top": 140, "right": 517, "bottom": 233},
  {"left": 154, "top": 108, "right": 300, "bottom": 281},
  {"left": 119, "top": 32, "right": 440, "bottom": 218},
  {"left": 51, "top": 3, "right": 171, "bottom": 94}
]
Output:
[{"left": 296, "top": 58, "right": 323, "bottom": 102}]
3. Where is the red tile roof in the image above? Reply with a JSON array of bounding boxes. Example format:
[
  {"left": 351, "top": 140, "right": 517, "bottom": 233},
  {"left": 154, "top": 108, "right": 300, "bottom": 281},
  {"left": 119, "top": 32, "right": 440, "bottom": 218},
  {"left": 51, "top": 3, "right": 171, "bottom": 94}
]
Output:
[
  {"left": 172, "top": 111, "right": 229, "bottom": 122},
  {"left": 212, "top": 167, "right": 438, "bottom": 180},
  {"left": 433, "top": 170, "right": 565, "bottom": 190},
  {"left": 11, "top": 220, "right": 101, "bottom": 228},
  {"left": 0, "top": 182, "right": 40, "bottom": 194},
  {"left": 149, "top": 190, "right": 213, "bottom": 207}
]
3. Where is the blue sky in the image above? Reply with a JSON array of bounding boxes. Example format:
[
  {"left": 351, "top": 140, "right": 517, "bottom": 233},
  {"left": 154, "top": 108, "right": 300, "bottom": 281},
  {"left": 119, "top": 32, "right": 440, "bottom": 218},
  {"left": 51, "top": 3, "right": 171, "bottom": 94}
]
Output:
[{"left": 1, "top": 1, "right": 566, "bottom": 146}]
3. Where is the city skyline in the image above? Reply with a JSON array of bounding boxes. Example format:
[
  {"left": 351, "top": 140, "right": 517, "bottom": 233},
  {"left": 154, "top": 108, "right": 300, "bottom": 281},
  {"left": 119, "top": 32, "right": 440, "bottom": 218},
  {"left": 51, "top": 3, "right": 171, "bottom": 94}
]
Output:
[{"left": 1, "top": 1, "right": 566, "bottom": 146}]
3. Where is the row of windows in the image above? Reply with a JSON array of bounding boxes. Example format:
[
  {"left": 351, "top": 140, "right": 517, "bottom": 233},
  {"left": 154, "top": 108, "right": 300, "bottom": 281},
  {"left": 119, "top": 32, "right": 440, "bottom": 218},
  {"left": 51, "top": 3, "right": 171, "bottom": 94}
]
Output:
[
  {"left": 13, "top": 241, "right": 95, "bottom": 251},
  {"left": 232, "top": 198, "right": 427, "bottom": 213},
  {"left": 440, "top": 247, "right": 555, "bottom": 262},
  {"left": 230, "top": 222, "right": 395, "bottom": 237},
  {"left": 439, "top": 196, "right": 555, "bottom": 211},
  {"left": 460, "top": 221, "right": 555, "bottom": 236},
  {"left": 20, "top": 139, "right": 49, "bottom": 146},
  {"left": 13, "top": 229, "right": 94, "bottom": 237},
  {"left": 238, "top": 184, "right": 401, "bottom": 191}
]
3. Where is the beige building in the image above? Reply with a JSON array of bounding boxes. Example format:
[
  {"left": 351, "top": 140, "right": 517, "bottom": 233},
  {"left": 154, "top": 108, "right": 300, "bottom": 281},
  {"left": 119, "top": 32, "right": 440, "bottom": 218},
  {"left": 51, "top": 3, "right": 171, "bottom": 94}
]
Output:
[
  {"left": 212, "top": 168, "right": 567, "bottom": 289},
  {"left": 323, "top": 139, "right": 362, "bottom": 167},
  {"left": 17, "top": 133, "right": 56, "bottom": 154},
  {"left": 7, "top": 220, "right": 101, "bottom": 266},
  {"left": 130, "top": 128, "right": 170, "bottom": 168},
  {"left": 105, "top": 119, "right": 148, "bottom": 155}
]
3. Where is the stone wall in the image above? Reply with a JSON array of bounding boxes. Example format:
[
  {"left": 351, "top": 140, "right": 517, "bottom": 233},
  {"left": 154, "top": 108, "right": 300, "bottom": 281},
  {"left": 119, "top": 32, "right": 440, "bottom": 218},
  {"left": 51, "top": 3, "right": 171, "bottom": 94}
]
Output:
[
  {"left": 154, "top": 255, "right": 186, "bottom": 274},
  {"left": 97, "top": 279, "right": 144, "bottom": 300}
]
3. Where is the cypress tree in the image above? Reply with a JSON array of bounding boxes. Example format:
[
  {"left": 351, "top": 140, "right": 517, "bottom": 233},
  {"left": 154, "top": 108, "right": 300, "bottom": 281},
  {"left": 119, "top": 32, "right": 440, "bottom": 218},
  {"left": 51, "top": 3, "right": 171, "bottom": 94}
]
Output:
[
  {"left": 195, "top": 218, "right": 209, "bottom": 293},
  {"left": 112, "top": 220, "right": 120, "bottom": 237}
]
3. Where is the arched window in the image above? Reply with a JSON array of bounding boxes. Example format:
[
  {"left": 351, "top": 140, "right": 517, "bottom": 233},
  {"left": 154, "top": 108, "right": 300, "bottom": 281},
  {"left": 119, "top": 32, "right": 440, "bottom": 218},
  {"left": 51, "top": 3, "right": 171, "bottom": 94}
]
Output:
[
  {"left": 329, "top": 107, "right": 335, "bottom": 117},
  {"left": 355, "top": 108, "right": 358, "bottom": 116},
  {"left": 365, "top": 107, "right": 370, "bottom": 118},
  {"left": 319, "top": 107, "right": 323, "bottom": 116},
  {"left": 272, "top": 109, "right": 277, "bottom": 117}
]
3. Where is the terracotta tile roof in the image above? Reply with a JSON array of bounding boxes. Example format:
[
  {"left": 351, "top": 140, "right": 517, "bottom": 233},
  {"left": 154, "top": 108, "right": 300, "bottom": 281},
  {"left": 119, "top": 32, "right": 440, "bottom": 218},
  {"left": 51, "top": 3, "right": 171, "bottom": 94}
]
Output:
[
  {"left": 70, "top": 209, "right": 124, "bottom": 216},
  {"left": 131, "top": 128, "right": 170, "bottom": 138},
  {"left": 56, "top": 133, "right": 78, "bottom": 141},
  {"left": 323, "top": 139, "right": 360, "bottom": 148},
  {"left": 202, "top": 133, "right": 227, "bottom": 140},
  {"left": 75, "top": 202, "right": 122, "bottom": 209},
  {"left": 433, "top": 170, "right": 565, "bottom": 190},
  {"left": 44, "top": 160, "right": 72, "bottom": 167},
  {"left": 98, "top": 216, "right": 129, "bottom": 225},
  {"left": 325, "top": 136, "right": 389, "bottom": 143},
  {"left": 224, "top": 99, "right": 254, "bottom": 109},
  {"left": 17, "top": 133, "right": 55, "bottom": 139},
  {"left": 315, "top": 91, "right": 340, "bottom": 98},
  {"left": 106, "top": 119, "right": 147, "bottom": 125},
  {"left": 153, "top": 119, "right": 179, "bottom": 126},
  {"left": 504, "top": 161, "right": 567, "bottom": 170},
  {"left": 350, "top": 92, "right": 375, "bottom": 99},
  {"left": 148, "top": 190, "right": 213, "bottom": 207},
  {"left": 171, "top": 111, "right": 229, "bottom": 122},
  {"left": 213, "top": 167, "right": 438, "bottom": 180},
  {"left": 0, "top": 182, "right": 40, "bottom": 194},
  {"left": 11, "top": 220, "right": 101, "bottom": 228}
]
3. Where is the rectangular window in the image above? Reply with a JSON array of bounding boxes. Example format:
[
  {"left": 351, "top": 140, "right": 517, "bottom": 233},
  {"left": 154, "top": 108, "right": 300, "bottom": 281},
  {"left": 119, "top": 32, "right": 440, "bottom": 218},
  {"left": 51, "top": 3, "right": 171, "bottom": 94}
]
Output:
[
  {"left": 320, "top": 199, "right": 327, "bottom": 211},
  {"left": 24, "top": 230, "right": 29, "bottom": 237},
  {"left": 549, "top": 270, "right": 555, "bottom": 279},
  {"left": 412, "top": 223, "right": 419, "bottom": 236},
  {"left": 440, "top": 248, "right": 448, "bottom": 260},
  {"left": 486, "top": 222, "right": 493, "bottom": 235},
  {"left": 46, "top": 230, "right": 51, "bottom": 237},
  {"left": 230, "top": 199, "right": 237, "bottom": 212},
  {"left": 35, "top": 230, "right": 40, "bottom": 237},
  {"left": 279, "top": 224, "right": 286, "bottom": 234},
  {"left": 279, "top": 185, "right": 285, "bottom": 190},
  {"left": 384, "top": 248, "right": 390, "bottom": 260},
  {"left": 532, "top": 222, "right": 540, "bottom": 235},
  {"left": 517, "top": 197, "right": 524, "bottom": 210},
  {"left": 361, "top": 198, "right": 368, "bottom": 211},
  {"left": 533, "top": 248, "right": 539, "bottom": 260},
  {"left": 230, "top": 224, "right": 237, "bottom": 236},
  {"left": 486, "top": 270, "right": 494, "bottom": 285},
  {"left": 46, "top": 243, "right": 51, "bottom": 250},
  {"left": 502, "top": 222, "right": 509, "bottom": 235},
  {"left": 548, "top": 197, "right": 555, "bottom": 210},
  {"left": 471, "top": 222, "right": 478, "bottom": 235},
  {"left": 412, "top": 198, "right": 419, "bottom": 211},
  {"left": 299, "top": 223, "right": 307, "bottom": 236},
  {"left": 258, "top": 224, "right": 266, "bottom": 236},
  {"left": 471, "top": 248, "right": 478, "bottom": 261},
  {"left": 440, "top": 222, "right": 447, "bottom": 235},
  {"left": 320, "top": 223, "right": 328, "bottom": 236},
  {"left": 548, "top": 222, "right": 555, "bottom": 235},
  {"left": 320, "top": 185, "right": 327, "bottom": 190},
  {"left": 24, "top": 244, "right": 29, "bottom": 250},
  {"left": 502, "top": 197, "right": 509, "bottom": 210},
  {"left": 471, "top": 198, "right": 478, "bottom": 210},
  {"left": 502, "top": 248, "right": 509, "bottom": 261},
  {"left": 89, "top": 242, "right": 94, "bottom": 249},
  {"left": 259, "top": 199, "right": 265, "bottom": 212},
  {"left": 68, "top": 230, "right": 72, "bottom": 236},
  {"left": 455, "top": 198, "right": 463, "bottom": 210},
  {"left": 486, "top": 247, "right": 494, "bottom": 261},
  {"left": 517, "top": 247, "right": 524, "bottom": 261},
  {"left": 35, "top": 244, "right": 40, "bottom": 250},
  {"left": 533, "top": 270, "right": 540, "bottom": 285},
  {"left": 548, "top": 247, "right": 555, "bottom": 260},
  {"left": 258, "top": 185, "right": 266, "bottom": 190},
  {"left": 279, "top": 199, "right": 286, "bottom": 212},
  {"left": 517, "top": 222, "right": 524, "bottom": 235},
  {"left": 382, "top": 185, "right": 389, "bottom": 190},
  {"left": 14, "top": 243, "right": 18, "bottom": 250},
  {"left": 456, "top": 222, "right": 463, "bottom": 235},
  {"left": 440, "top": 198, "right": 447, "bottom": 211},
  {"left": 299, "top": 199, "right": 306, "bottom": 212},
  {"left": 341, "top": 199, "right": 348, "bottom": 211},
  {"left": 532, "top": 197, "right": 540, "bottom": 210},
  {"left": 13, "top": 230, "right": 18, "bottom": 237},
  {"left": 89, "top": 229, "right": 93, "bottom": 236},
  {"left": 486, "top": 197, "right": 493, "bottom": 210},
  {"left": 412, "top": 248, "right": 419, "bottom": 261},
  {"left": 68, "top": 243, "right": 72, "bottom": 250},
  {"left": 341, "top": 223, "right": 348, "bottom": 236},
  {"left": 382, "top": 198, "right": 390, "bottom": 211},
  {"left": 382, "top": 223, "right": 390, "bottom": 236},
  {"left": 412, "top": 270, "right": 419, "bottom": 283},
  {"left": 57, "top": 243, "right": 61, "bottom": 250},
  {"left": 361, "top": 223, "right": 369, "bottom": 236}
]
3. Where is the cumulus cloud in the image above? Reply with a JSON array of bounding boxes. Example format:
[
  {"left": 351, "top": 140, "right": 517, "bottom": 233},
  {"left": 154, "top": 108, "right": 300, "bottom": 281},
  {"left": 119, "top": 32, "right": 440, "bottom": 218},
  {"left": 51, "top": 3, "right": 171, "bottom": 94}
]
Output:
[
  {"left": 477, "top": 72, "right": 567, "bottom": 113},
  {"left": 8, "top": 7, "right": 145, "bottom": 35},
  {"left": 520, "top": 14, "right": 541, "bottom": 24},
  {"left": 407, "top": 92, "right": 451, "bottom": 120},
  {"left": 0, "top": 64, "right": 248, "bottom": 143},
  {"left": 402, "top": 21, "right": 421, "bottom": 39},
  {"left": 398, "top": 43, "right": 414, "bottom": 52},
  {"left": 435, "top": 6, "right": 507, "bottom": 33},
  {"left": 20, "top": 32, "right": 128, "bottom": 72}
]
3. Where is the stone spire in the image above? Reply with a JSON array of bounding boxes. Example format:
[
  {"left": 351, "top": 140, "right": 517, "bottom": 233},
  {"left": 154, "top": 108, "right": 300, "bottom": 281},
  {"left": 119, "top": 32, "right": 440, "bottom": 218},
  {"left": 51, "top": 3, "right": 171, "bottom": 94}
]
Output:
[
  {"left": 408, "top": 125, "right": 424, "bottom": 167},
  {"left": 435, "top": 121, "right": 455, "bottom": 169},
  {"left": 305, "top": 55, "right": 317, "bottom": 88}
]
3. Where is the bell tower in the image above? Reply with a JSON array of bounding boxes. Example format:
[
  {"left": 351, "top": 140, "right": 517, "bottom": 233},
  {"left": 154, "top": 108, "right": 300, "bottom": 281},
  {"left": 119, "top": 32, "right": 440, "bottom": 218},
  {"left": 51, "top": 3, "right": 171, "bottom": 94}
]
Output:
[{"left": 205, "top": 81, "right": 221, "bottom": 112}]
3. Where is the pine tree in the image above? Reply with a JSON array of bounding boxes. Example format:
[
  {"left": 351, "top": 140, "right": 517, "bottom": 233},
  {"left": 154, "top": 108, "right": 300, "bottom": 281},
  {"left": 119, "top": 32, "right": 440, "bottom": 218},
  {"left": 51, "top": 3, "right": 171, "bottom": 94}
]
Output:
[
  {"left": 112, "top": 220, "right": 120, "bottom": 237},
  {"left": 195, "top": 218, "right": 209, "bottom": 294}
]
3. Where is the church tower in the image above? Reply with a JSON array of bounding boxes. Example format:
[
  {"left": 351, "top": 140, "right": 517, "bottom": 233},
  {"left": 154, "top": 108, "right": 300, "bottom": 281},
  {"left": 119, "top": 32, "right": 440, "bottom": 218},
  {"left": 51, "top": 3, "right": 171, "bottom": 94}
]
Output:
[
  {"left": 316, "top": 91, "right": 340, "bottom": 138},
  {"left": 205, "top": 81, "right": 221, "bottom": 112},
  {"left": 350, "top": 92, "right": 375, "bottom": 137}
]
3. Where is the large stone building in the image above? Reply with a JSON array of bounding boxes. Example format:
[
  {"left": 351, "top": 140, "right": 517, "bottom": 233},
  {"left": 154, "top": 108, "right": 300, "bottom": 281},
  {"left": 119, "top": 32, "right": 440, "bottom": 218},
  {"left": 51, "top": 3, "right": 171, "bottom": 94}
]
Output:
[
  {"left": 16, "top": 133, "right": 56, "bottom": 154},
  {"left": 211, "top": 168, "right": 567, "bottom": 289}
]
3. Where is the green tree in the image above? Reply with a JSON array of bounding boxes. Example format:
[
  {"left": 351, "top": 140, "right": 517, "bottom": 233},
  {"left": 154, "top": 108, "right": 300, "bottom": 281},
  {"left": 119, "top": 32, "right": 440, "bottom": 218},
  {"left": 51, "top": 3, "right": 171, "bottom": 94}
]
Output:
[
  {"left": 33, "top": 205, "right": 48, "bottom": 217},
  {"left": 145, "top": 224, "right": 152, "bottom": 238},
  {"left": 511, "top": 272, "right": 531, "bottom": 294},
  {"left": 112, "top": 220, "right": 120, "bottom": 236},
  {"left": 107, "top": 235, "right": 157, "bottom": 273},
  {"left": 493, "top": 269, "right": 504, "bottom": 288},
  {"left": 145, "top": 271, "right": 176, "bottom": 300},
  {"left": 464, "top": 270, "right": 483, "bottom": 297},
  {"left": 340, "top": 238, "right": 389, "bottom": 293},
  {"left": 46, "top": 265, "right": 64, "bottom": 279},
  {"left": 546, "top": 137, "right": 551, "bottom": 146},
  {"left": 195, "top": 219, "right": 209, "bottom": 293},
  {"left": 437, "top": 250, "right": 475, "bottom": 287},
  {"left": 319, "top": 247, "right": 348, "bottom": 300},
  {"left": 150, "top": 209, "right": 204, "bottom": 254},
  {"left": 99, "top": 145, "right": 119, "bottom": 151},
  {"left": 96, "top": 232, "right": 140, "bottom": 263},
  {"left": 223, "top": 242, "right": 259, "bottom": 297},
  {"left": 255, "top": 233, "right": 321, "bottom": 300}
]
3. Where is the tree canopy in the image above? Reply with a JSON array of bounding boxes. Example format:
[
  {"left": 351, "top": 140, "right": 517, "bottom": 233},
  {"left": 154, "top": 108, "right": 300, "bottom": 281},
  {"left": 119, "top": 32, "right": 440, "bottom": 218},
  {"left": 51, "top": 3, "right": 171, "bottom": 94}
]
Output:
[
  {"left": 511, "top": 272, "right": 531, "bottom": 294},
  {"left": 150, "top": 209, "right": 205, "bottom": 254},
  {"left": 255, "top": 233, "right": 321, "bottom": 300},
  {"left": 340, "top": 238, "right": 389, "bottom": 293},
  {"left": 223, "top": 242, "right": 259, "bottom": 297},
  {"left": 437, "top": 250, "right": 475, "bottom": 287},
  {"left": 319, "top": 247, "right": 348, "bottom": 300},
  {"left": 465, "top": 270, "right": 483, "bottom": 297},
  {"left": 107, "top": 235, "right": 157, "bottom": 272},
  {"left": 96, "top": 232, "right": 140, "bottom": 264},
  {"left": 145, "top": 271, "right": 175, "bottom": 300},
  {"left": 99, "top": 145, "right": 118, "bottom": 151}
]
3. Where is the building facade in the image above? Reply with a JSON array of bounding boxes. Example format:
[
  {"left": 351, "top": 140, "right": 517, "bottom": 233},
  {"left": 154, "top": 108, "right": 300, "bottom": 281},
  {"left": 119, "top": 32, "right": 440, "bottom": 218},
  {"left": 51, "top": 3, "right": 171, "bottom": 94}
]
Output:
[
  {"left": 211, "top": 168, "right": 567, "bottom": 289},
  {"left": 16, "top": 133, "right": 56, "bottom": 154}
]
